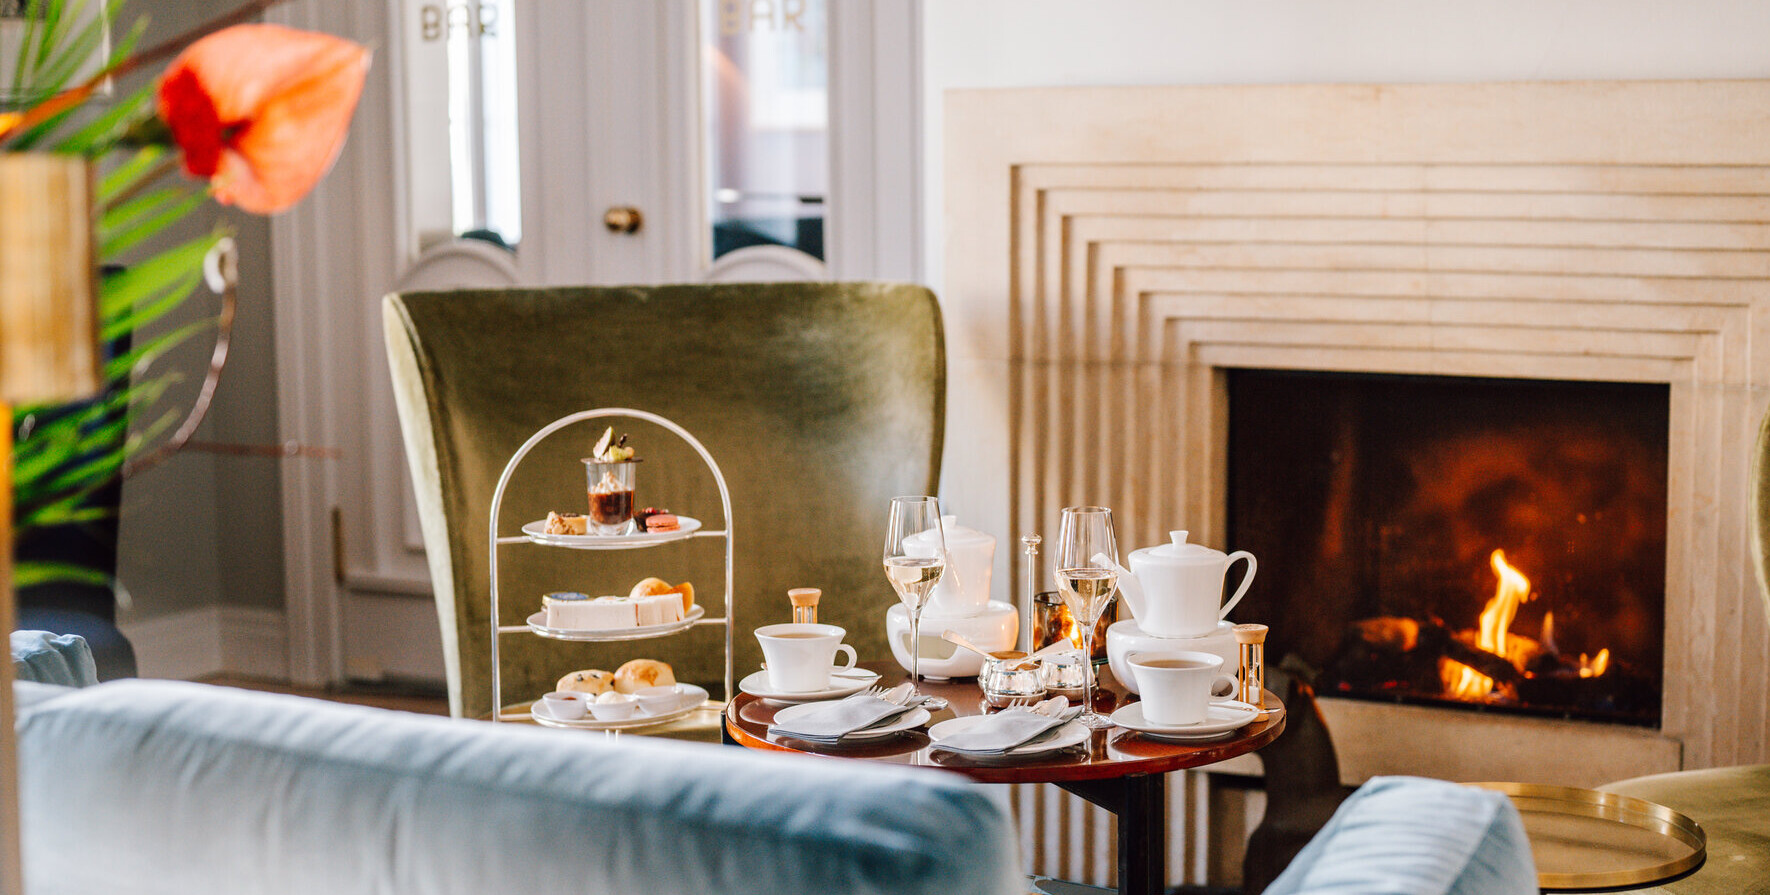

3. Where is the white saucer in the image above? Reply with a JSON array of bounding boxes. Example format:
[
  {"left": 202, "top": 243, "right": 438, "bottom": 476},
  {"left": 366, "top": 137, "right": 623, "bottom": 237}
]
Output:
[
  {"left": 1110, "top": 700, "right": 1260, "bottom": 739},
  {"left": 770, "top": 704, "right": 931, "bottom": 741},
  {"left": 520, "top": 516, "right": 702, "bottom": 549},
  {"left": 927, "top": 717, "right": 1090, "bottom": 757},
  {"left": 738, "top": 668, "right": 880, "bottom": 702}
]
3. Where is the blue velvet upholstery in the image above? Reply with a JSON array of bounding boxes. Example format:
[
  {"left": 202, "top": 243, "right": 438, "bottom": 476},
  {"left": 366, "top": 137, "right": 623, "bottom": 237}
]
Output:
[
  {"left": 9, "top": 630, "right": 97, "bottom": 689},
  {"left": 1264, "top": 776, "right": 1536, "bottom": 895},
  {"left": 15, "top": 679, "right": 1023, "bottom": 895}
]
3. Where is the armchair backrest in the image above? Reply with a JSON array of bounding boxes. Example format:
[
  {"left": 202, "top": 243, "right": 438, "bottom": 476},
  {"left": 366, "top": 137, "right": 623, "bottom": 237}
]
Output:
[{"left": 384, "top": 283, "right": 945, "bottom": 718}]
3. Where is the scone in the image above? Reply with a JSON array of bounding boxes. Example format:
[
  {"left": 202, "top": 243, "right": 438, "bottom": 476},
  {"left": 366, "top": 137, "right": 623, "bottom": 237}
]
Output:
[
  {"left": 630, "top": 577, "right": 695, "bottom": 614},
  {"left": 556, "top": 669, "right": 614, "bottom": 695},
  {"left": 614, "top": 658, "right": 676, "bottom": 694}
]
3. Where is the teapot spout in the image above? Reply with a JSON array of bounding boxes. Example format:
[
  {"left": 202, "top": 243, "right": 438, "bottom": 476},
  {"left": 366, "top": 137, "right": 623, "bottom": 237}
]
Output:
[{"left": 1092, "top": 552, "right": 1144, "bottom": 620}]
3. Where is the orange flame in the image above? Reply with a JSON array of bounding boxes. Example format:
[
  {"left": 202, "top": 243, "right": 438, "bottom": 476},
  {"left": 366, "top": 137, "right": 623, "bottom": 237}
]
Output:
[
  {"left": 1578, "top": 649, "right": 1610, "bottom": 678},
  {"left": 1443, "top": 549, "right": 1534, "bottom": 700}
]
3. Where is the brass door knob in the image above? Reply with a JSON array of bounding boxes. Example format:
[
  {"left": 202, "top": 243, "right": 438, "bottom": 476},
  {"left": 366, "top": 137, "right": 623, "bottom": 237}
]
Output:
[{"left": 603, "top": 206, "right": 643, "bottom": 234}]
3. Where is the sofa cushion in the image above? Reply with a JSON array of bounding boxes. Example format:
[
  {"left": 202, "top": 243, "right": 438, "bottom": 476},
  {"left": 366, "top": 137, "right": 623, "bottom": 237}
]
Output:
[
  {"left": 16, "top": 679, "right": 1022, "bottom": 895},
  {"left": 1264, "top": 776, "right": 1536, "bottom": 895},
  {"left": 9, "top": 630, "right": 97, "bottom": 688},
  {"left": 13, "top": 681, "right": 77, "bottom": 711}
]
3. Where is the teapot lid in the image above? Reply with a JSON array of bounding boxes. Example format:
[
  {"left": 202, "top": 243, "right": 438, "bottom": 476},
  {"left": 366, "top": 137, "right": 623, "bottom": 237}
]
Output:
[
  {"left": 903, "top": 515, "right": 995, "bottom": 549},
  {"left": 1138, "top": 531, "right": 1223, "bottom": 562}
]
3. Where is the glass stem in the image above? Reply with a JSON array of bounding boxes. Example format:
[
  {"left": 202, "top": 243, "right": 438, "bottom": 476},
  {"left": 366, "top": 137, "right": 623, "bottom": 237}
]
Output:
[
  {"left": 909, "top": 607, "right": 921, "bottom": 689},
  {"left": 1081, "top": 623, "right": 1096, "bottom": 714}
]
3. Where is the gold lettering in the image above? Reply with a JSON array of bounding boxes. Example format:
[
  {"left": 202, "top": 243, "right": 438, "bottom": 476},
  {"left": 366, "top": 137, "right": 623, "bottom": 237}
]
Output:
[
  {"left": 720, "top": 0, "right": 744, "bottom": 36},
  {"left": 420, "top": 4, "right": 443, "bottom": 41},
  {"left": 447, "top": 3, "right": 470, "bottom": 34},
  {"left": 781, "top": 0, "right": 804, "bottom": 32},
  {"left": 749, "top": 0, "right": 774, "bottom": 31},
  {"left": 477, "top": 1, "right": 498, "bottom": 36}
]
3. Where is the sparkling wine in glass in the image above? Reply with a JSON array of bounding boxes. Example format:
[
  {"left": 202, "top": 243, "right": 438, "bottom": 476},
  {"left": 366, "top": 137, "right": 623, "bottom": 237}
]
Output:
[
  {"left": 1055, "top": 506, "right": 1120, "bottom": 729},
  {"left": 885, "top": 496, "right": 949, "bottom": 710}
]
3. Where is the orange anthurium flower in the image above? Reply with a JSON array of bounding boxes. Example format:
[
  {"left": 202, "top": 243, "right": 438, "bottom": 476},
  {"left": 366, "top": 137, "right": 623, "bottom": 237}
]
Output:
[{"left": 157, "top": 24, "right": 369, "bottom": 214}]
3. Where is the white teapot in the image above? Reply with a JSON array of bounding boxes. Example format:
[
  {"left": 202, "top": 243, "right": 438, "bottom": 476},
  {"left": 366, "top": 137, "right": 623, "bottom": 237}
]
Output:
[{"left": 1106, "top": 531, "right": 1256, "bottom": 638}]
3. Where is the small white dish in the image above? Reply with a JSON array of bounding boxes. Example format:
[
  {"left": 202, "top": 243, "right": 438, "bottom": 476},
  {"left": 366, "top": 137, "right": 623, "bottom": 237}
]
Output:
[
  {"left": 737, "top": 668, "right": 880, "bottom": 703},
  {"left": 927, "top": 717, "right": 1090, "bottom": 758},
  {"left": 589, "top": 694, "right": 639, "bottom": 721},
  {"left": 529, "top": 683, "right": 709, "bottom": 731},
  {"left": 769, "top": 704, "right": 931, "bottom": 742},
  {"left": 1110, "top": 700, "right": 1260, "bottom": 738},
  {"left": 540, "top": 691, "right": 586, "bottom": 720},
  {"left": 634, "top": 685, "right": 686, "bottom": 715},
  {"left": 521, "top": 516, "right": 702, "bottom": 550}
]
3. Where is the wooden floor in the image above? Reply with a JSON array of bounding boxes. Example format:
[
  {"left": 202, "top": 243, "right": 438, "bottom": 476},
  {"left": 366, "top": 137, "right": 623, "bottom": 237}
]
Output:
[{"left": 198, "top": 675, "right": 450, "bottom": 717}]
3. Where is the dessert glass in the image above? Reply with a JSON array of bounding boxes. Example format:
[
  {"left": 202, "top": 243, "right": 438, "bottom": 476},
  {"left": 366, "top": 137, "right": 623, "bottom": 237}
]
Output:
[{"left": 582, "top": 459, "right": 637, "bottom": 535}]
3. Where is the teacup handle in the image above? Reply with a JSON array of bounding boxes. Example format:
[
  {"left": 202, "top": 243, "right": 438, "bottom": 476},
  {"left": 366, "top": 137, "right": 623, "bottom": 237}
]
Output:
[
  {"left": 1218, "top": 551, "right": 1257, "bottom": 619},
  {"left": 833, "top": 644, "right": 857, "bottom": 670},
  {"left": 1210, "top": 674, "right": 1239, "bottom": 702}
]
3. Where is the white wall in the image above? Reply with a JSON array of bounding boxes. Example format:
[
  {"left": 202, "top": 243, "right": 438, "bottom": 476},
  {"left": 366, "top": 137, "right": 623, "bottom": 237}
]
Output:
[
  {"left": 116, "top": 0, "right": 285, "bottom": 641},
  {"left": 921, "top": 0, "right": 1770, "bottom": 292}
]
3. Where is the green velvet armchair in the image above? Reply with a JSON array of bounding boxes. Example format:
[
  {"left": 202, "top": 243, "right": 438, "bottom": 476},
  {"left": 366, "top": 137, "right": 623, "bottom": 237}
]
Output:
[{"left": 383, "top": 283, "right": 944, "bottom": 721}]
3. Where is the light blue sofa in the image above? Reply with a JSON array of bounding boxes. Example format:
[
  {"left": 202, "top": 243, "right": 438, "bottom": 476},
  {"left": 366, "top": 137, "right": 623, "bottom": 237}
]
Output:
[
  {"left": 12, "top": 677, "right": 1022, "bottom": 895},
  {"left": 11, "top": 633, "right": 1536, "bottom": 894}
]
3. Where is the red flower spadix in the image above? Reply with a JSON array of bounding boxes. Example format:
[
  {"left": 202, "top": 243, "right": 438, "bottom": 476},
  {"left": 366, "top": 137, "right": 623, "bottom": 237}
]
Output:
[{"left": 157, "top": 24, "right": 370, "bottom": 214}]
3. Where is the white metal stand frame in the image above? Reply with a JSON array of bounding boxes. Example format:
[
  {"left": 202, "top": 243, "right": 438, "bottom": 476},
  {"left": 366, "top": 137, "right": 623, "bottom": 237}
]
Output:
[{"left": 488, "top": 408, "right": 735, "bottom": 725}]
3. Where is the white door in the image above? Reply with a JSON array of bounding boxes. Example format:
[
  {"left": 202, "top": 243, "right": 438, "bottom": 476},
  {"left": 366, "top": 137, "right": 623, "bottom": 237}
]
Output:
[{"left": 272, "top": 0, "right": 921, "bottom": 687}]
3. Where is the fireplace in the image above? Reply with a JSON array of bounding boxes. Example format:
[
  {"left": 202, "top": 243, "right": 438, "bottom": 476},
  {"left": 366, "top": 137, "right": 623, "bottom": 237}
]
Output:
[{"left": 1226, "top": 370, "right": 1668, "bottom": 726}]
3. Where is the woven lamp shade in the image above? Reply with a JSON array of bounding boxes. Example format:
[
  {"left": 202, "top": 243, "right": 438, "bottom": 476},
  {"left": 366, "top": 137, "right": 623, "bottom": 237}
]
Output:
[{"left": 0, "top": 153, "right": 102, "bottom": 405}]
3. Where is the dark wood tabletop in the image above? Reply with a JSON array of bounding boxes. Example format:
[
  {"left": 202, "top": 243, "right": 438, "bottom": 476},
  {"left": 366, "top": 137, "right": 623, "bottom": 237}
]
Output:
[{"left": 724, "top": 661, "right": 1286, "bottom": 784}]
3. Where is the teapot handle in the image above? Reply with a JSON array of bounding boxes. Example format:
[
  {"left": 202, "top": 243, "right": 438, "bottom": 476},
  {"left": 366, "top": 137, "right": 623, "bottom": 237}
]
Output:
[{"left": 1218, "top": 551, "right": 1257, "bottom": 619}]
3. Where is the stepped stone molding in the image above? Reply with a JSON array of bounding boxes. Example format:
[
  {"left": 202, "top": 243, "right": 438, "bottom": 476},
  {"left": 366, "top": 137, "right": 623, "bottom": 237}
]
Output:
[{"left": 945, "top": 81, "right": 1770, "bottom": 773}]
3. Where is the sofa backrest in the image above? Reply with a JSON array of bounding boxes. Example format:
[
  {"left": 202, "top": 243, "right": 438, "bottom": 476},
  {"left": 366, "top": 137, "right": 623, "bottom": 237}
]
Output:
[
  {"left": 16, "top": 679, "right": 1020, "bottom": 895},
  {"left": 8, "top": 632, "right": 95, "bottom": 689}
]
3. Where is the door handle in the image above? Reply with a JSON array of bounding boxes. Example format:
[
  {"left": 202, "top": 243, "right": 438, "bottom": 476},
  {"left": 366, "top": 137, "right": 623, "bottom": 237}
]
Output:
[{"left": 603, "top": 206, "right": 643, "bottom": 234}]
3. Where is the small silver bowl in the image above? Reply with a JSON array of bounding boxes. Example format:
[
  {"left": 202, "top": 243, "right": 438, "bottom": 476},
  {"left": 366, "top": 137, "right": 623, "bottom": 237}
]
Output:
[
  {"left": 979, "top": 651, "right": 1046, "bottom": 706},
  {"left": 1039, "top": 650, "right": 1088, "bottom": 696}
]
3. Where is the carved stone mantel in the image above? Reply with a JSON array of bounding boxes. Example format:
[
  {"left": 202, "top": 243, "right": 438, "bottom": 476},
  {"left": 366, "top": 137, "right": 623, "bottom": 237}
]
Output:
[{"left": 944, "top": 80, "right": 1770, "bottom": 777}]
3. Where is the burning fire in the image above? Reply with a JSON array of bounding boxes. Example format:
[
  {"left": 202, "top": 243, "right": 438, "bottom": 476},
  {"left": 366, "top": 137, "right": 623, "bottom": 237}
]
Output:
[
  {"left": 1440, "top": 548, "right": 1612, "bottom": 702},
  {"left": 1443, "top": 550, "right": 1533, "bottom": 700}
]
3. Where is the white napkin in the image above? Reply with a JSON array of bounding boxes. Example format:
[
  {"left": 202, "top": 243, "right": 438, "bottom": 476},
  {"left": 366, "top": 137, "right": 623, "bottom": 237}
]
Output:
[
  {"left": 934, "top": 708, "right": 1070, "bottom": 754},
  {"left": 768, "top": 692, "right": 915, "bottom": 742}
]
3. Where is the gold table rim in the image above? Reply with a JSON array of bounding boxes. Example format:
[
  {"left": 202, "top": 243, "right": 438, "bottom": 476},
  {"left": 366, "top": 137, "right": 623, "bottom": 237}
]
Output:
[{"left": 1467, "top": 781, "right": 1707, "bottom": 891}]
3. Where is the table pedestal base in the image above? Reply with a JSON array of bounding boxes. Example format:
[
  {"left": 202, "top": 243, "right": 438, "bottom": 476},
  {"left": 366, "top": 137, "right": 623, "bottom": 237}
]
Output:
[{"left": 1058, "top": 774, "right": 1166, "bottom": 895}]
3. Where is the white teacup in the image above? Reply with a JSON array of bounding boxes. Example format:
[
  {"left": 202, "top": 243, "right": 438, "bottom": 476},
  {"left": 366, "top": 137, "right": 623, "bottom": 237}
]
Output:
[
  {"left": 1126, "top": 650, "right": 1238, "bottom": 726},
  {"left": 756, "top": 623, "right": 859, "bottom": 693}
]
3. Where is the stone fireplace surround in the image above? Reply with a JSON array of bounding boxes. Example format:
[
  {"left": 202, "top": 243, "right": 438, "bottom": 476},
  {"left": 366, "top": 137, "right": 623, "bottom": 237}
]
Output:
[{"left": 943, "top": 80, "right": 1770, "bottom": 786}]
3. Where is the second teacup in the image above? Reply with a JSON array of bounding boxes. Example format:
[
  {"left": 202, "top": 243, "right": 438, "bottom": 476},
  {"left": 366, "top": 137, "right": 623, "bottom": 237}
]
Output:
[
  {"left": 756, "top": 623, "right": 858, "bottom": 693},
  {"left": 1127, "top": 650, "right": 1237, "bottom": 726}
]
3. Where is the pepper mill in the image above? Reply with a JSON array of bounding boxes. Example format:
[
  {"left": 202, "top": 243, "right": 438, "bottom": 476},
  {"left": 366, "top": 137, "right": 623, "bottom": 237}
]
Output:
[
  {"left": 788, "top": 588, "right": 821, "bottom": 625},
  {"left": 1020, "top": 534, "right": 1042, "bottom": 652},
  {"left": 1234, "top": 623, "right": 1268, "bottom": 709}
]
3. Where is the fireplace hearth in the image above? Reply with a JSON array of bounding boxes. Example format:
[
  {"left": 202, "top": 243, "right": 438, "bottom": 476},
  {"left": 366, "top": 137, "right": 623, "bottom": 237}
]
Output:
[{"left": 1227, "top": 370, "right": 1668, "bottom": 726}]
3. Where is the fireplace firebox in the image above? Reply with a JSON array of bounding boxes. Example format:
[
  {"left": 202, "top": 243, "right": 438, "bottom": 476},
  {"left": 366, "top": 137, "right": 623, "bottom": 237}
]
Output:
[{"left": 1226, "top": 370, "right": 1668, "bottom": 726}]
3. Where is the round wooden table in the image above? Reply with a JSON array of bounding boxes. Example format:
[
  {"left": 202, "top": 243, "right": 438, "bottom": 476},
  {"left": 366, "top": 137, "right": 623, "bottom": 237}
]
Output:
[{"left": 725, "top": 663, "right": 1285, "bottom": 895}]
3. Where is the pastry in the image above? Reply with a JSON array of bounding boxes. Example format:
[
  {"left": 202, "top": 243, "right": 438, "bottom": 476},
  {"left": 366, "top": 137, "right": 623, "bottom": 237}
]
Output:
[
  {"left": 630, "top": 577, "right": 695, "bottom": 614},
  {"left": 544, "top": 511, "right": 587, "bottom": 535},
  {"left": 614, "top": 658, "right": 676, "bottom": 693},
  {"left": 556, "top": 669, "right": 614, "bottom": 695},
  {"left": 643, "top": 513, "right": 680, "bottom": 533}
]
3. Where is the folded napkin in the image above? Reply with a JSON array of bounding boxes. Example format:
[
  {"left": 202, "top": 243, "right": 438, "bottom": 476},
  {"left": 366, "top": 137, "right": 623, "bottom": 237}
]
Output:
[
  {"left": 768, "top": 692, "right": 915, "bottom": 742},
  {"left": 934, "top": 708, "right": 1070, "bottom": 754}
]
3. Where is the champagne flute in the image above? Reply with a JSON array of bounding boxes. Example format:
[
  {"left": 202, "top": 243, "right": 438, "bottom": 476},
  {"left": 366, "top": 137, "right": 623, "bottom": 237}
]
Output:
[
  {"left": 884, "top": 496, "right": 949, "bottom": 710},
  {"left": 1055, "top": 506, "right": 1120, "bottom": 729}
]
